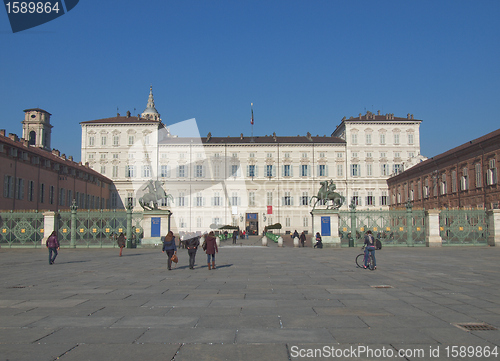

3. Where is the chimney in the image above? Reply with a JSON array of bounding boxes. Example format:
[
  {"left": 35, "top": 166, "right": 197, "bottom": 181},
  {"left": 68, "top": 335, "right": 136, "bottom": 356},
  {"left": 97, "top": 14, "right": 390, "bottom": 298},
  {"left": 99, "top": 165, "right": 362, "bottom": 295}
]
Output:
[
  {"left": 68, "top": 155, "right": 73, "bottom": 161},
  {"left": 407, "top": 113, "right": 410, "bottom": 119},
  {"left": 9, "top": 133, "right": 19, "bottom": 141},
  {"left": 0, "top": 129, "right": 5, "bottom": 137},
  {"left": 52, "top": 149, "right": 60, "bottom": 156},
  {"left": 85, "top": 162, "right": 89, "bottom": 168},
  {"left": 273, "top": 132, "right": 277, "bottom": 141},
  {"left": 377, "top": 110, "right": 381, "bottom": 115},
  {"left": 240, "top": 133, "right": 244, "bottom": 140},
  {"left": 21, "top": 138, "right": 29, "bottom": 147},
  {"left": 358, "top": 113, "right": 362, "bottom": 119},
  {"left": 61, "top": 154, "right": 66, "bottom": 160},
  {"left": 117, "top": 112, "right": 120, "bottom": 117},
  {"left": 411, "top": 114, "right": 414, "bottom": 119},
  {"left": 126, "top": 110, "right": 131, "bottom": 118},
  {"left": 206, "top": 132, "right": 212, "bottom": 142},
  {"left": 306, "top": 132, "right": 312, "bottom": 141}
]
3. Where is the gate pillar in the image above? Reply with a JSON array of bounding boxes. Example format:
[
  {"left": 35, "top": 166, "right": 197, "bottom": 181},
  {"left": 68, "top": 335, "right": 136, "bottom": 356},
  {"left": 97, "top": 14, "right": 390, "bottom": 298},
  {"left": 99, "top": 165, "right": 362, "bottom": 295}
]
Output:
[
  {"left": 425, "top": 209, "right": 442, "bottom": 247},
  {"left": 487, "top": 209, "right": 500, "bottom": 246},
  {"left": 42, "top": 211, "right": 58, "bottom": 246}
]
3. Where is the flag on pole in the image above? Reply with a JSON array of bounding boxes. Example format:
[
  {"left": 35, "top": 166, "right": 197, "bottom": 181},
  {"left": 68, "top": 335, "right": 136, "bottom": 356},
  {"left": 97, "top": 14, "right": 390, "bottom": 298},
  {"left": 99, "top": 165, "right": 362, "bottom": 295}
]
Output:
[{"left": 251, "top": 103, "right": 254, "bottom": 125}]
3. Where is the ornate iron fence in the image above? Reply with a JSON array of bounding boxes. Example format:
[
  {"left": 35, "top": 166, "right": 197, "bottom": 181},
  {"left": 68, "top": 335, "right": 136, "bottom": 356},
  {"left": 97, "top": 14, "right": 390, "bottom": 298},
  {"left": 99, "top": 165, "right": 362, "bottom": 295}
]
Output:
[
  {"left": 0, "top": 210, "right": 44, "bottom": 248},
  {"left": 339, "top": 209, "right": 426, "bottom": 247},
  {"left": 440, "top": 209, "right": 488, "bottom": 245}
]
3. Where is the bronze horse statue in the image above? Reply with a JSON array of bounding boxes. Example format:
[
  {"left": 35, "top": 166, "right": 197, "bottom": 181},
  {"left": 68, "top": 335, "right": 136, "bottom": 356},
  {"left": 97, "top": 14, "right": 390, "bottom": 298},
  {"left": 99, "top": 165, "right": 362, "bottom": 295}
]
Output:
[
  {"left": 310, "top": 180, "right": 345, "bottom": 211},
  {"left": 139, "top": 180, "right": 174, "bottom": 211}
]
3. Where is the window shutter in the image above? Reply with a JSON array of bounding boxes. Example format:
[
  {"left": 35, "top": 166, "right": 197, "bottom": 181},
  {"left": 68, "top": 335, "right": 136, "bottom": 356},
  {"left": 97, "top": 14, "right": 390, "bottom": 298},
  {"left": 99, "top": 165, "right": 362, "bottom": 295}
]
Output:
[
  {"left": 282, "top": 165, "right": 285, "bottom": 177},
  {"left": 282, "top": 197, "right": 285, "bottom": 206},
  {"left": 308, "top": 165, "right": 311, "bottom": 177},
  {"left": 272, "top": 165, "right": 276, "bottom": 177},
  {"left": 325, "top": 165, "right": 329, "bottom": 177},
  {"left": 246, "top": 165, "right": 250, "bottom": 177},
  {"left": 255, "top": 165, "right": 258, "bottom": 177},
  {"left": 290, "top": 165, "right": 293, "bottom": 177},
  {"left": 290, "top": 197, "right": 294, "bottom": 206}
]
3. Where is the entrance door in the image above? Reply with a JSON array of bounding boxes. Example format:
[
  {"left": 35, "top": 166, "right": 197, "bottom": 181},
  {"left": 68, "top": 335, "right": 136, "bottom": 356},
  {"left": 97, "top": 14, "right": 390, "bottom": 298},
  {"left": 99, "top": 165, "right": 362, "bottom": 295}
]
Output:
[{"left": 246, "top": 213, "right": 258, "bottom": 235}]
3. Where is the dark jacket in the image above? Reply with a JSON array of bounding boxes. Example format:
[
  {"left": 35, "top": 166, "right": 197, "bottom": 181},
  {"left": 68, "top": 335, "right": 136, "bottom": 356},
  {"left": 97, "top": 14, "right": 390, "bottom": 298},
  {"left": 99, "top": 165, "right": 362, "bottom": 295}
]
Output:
[
  {"left": 364, "top": 234, "right": 375, "bottom": 248},
  {"left": 117, "top": 234, "right": 126, "bottom": 248},
  {"left": 46, "top": 234, "right": 59, "bottom": 248},
  {"left": 162, "top": 237, "right": 177, "bottom": 252},
  {"left": 185, "top": 237, "right": 200, "bottom": 250},
  {"left": 205, "top": 235, "right": 218, "bottom": 254},
  {"left": 299, "top": 233, "right": 306, "bottom": 242}
]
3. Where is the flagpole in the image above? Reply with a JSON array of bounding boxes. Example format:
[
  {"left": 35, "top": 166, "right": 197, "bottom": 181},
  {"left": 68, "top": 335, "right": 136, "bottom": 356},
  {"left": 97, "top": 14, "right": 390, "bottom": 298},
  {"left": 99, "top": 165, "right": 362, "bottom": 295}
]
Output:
[{"left": 251, "top": 102, "right": 254, "bottom": 142}]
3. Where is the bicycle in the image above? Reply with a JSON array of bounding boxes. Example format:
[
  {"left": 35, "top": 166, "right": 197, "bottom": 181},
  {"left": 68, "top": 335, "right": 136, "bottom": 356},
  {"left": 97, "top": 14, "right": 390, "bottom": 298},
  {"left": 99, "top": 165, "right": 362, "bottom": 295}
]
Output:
[{"left": 355, "top": 246, "right": 375, "bottom": 270}]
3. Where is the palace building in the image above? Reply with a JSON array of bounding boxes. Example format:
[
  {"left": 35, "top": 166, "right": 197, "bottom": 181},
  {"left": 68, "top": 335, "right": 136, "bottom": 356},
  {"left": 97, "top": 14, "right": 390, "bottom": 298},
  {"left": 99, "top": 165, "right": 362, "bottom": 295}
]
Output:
[{"left": 80, "top": 87, "right": 425, "bottom": 234}]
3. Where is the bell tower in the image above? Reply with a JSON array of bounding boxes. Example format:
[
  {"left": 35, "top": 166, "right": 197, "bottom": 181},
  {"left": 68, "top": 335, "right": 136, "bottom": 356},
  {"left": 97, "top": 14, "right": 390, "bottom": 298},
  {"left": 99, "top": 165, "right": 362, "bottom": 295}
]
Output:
[{"left": 21, "top": 108, "right": 53, "bottom": 150}]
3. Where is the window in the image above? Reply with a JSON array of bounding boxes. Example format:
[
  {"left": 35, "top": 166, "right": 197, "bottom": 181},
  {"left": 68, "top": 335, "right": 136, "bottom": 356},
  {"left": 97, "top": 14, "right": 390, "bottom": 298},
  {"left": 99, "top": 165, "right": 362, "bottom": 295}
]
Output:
[
  {"left": 284, "top": 152, "right": 290, "bottom": 158},
  {"left": 408, "top": 152, "right": 415, "bottom": 159},
  {"left": 214, "top": 153, "right": 220, "bottom": 158},
  {"left": 380, "top": 133, "right": 385, "bottom": 145},
  {"left": 49, "top": 185, "right": 54, "bottom": 204},
  {"left": 67, "top": 190, "right": 72, "bottom": 207},
  {"left": 101, "top": 136, "right": 107, "bottom": 146},
  {"left": 283, "top": 191, "right": 292, "bottom": 206},
  {"left": 461, "top": 167, "right": 468, "bottom": 191},
  {"left": 195, "top": 165, "right": 203, "bottom": 178},
  {"left": 195, "top": 192, "right": 203, "bottom": 207},
  {"left": 144, "top": 135, "right": 150, "bottom": 145},
  {"left": 352, "top": 152, "right": 358, "bottom": 159},
  {"left": 231, "top": 165, "right": 239, "bottom": 177},
  {"left": 337, "top": 164, "right": 343, "bottom": 177},
  {"left": 318, "top": 164, "right": 327, "bottom": 177},
  {"left": 196, "top": 217, "right": 202, "bottom": 228},
  {"left": 180, "top": 153, "right": 186, "bottom": 159},
  {"left": 40, "top": 183, "right": 45, "bottom": 203},
  {"left": 231, "top": 192, "right": 239, "bottom": 206},
  {"left": 266, "top": 153, "right": 272, "bottom": 158},
  {"left": 303, "top": 217, "right": 308, "bottom": 227},
  {"left": 111, "top": 192, "right": 118, "bottom": 209},
  {"left": 285, "top": 217, "right": 291, "bottom": 227},
  {"left": 59, "top": 188, "right": 65, "bottom": 206},
  {"left": 380, "top": 152, "right": 386, "bottom": 159},
  {"left": 320, "top": 152, "right": 325, "bottom": 158},
  {"left": 394, "top": 133, "right": 400, "bottom": 144},
  {"left": 301, "top": 165, "right": 309, "bottom": 177},
  {"left": 100, "top": 165, "right": 106, "bottom": 174},
  {"left": 366, "top": 164, "right": 372, "bottom": 176},
  {"left": 213, "top": 164, "right": 220, "bottom": 178},
  {"left": 113, "top": 153, "right": 119, "bottom": 159},
  {"left": 249, "top": 153, "right": 255, "bottom": 158},
  {"left": 381, "top": 164, "right": 389, "bottom": 176},
  {"left": 266, "top": 192, "right": 273, "bottom": 206},
  {"left": 144, "top": 152, "right": 150, "bottom": 159},
  {"left": 161, "top": 153, "right": 167, "bottom": 159},
  {"left": 380, "top": 191, "right": 388, "bottom": 206},
  {"left": 283, "top": 165, "right": 291, "bottom": 177},
  {"left": 366, "top": 133, "right": 372, "bottom": 145},
  {"left": 143, "top": 165, "right": 151, "bottom": 178},
  {"left": 301, "top": 192, "right": 308, "bottom": 206},
  {"left": 28, "top": 180, "right": 34, "bottom": 202},
  {"left": 232, "top": 153, "right": 238, "bottom": 158},
  {"left": 366, "top": 152, "right": 372, "bottom": 158},
  {"left": 451, "top": 170, "right": 457, "bottom": 192},
  {"left": 3, "top": 175, "right": 13, "bottom": 198},
  {"left": 475, "top": 163, "right": 482, "bottom": 188},
  {"left": 248, "top": 165, "right": 256, "bottom": 177},
  {"left": 336, "top": 152, "right": 343, "bottom": 158},
  {"left": 126, "top": 165, "right": 135, "bottom": 178},
  {"left": 179, "top": 218, "right": 186, "bottom": 228},
  {"left": 441, "top": 174, "right": 447, "bottom": 195},
  {"left": 351, "top": 133, "right": 358, "bottom": 144},
  {"left": 128, "top": 153, "right": 134, "bottom": 159},
  {"left": 249, "top": 191, "right": 256, "bottom": 206},
  {"left": 15, "top": 178, "right": 24, "bottom": 200},
  {"left": 352, "top": 191, "right": 359, "bottom": 206},
  {"left": 393, "top": 164, "right": 402, "bottom": 175},
  {"left": 488, "top": 159, "right": 497, "bottom": 185},
  {"left": 302, "top": 152, "right": 308, "bottom": 158},
  {"left": 178, "top": 165, "right": 186, "bottom": 178},
  {"left": 89, "top": 136, "right": 95, "bottom": 146},
  {"left": 128, "top": 135, "right": 134, "bottom": 145},
  {"left": 112, "top": 165, "right": 119, "bottom": 177},
  {"left": 161, "top": 165, "right": 170, "bottom": 178},
  {"left": 266, "top": 165, "right": 273, "bottom": 177},
  {"left": 88, "top": 153, "right": 94, "bottom": 160},
  {"left": 408, "top": 133, "right": 414, "bottom": 145},
  {"left": 213, "top": 192, "right": 221, "bottom": 206},
  {"left": 366, "top": 191, "right": 374, "bottom": 206},
  {"left": 178, "top": 192, "right": 185, "bottom": 207},
  {"left": 113, "top": 135, "right": 119, "bottom": 146},
  {"left": 351, "top": 164, "right": 360, "bottom": 177}
]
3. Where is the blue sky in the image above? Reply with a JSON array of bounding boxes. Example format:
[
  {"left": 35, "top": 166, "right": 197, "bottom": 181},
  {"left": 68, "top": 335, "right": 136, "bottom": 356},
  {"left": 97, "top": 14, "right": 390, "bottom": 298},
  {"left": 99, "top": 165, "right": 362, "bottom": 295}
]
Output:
[{"left": 1, "top": 0, "right": 499, "bottom": 162}]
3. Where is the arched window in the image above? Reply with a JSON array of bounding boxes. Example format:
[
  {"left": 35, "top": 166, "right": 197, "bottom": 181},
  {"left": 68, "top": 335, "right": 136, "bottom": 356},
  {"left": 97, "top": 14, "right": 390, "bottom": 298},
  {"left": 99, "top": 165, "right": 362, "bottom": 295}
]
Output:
[{"left": 29, "top": 131, "right": 36, "bottom": 145}]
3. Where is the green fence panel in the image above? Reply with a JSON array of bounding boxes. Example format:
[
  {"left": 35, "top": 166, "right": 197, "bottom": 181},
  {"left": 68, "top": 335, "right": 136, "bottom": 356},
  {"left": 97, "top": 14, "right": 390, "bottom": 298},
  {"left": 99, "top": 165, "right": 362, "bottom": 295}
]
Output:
[
  {"left": 440, "top": 209, "right": 488, "bottom": 246},
  {"left": 0, "top": 210, "right": 44, "bottom": 248}
]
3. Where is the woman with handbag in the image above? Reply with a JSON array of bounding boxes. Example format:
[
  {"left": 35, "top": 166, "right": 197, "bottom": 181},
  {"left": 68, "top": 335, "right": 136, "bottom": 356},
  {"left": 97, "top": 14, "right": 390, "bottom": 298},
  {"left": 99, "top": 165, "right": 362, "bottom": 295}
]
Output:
[
  {"left": 204, "top": 231, "right": 218, "bottom": 270},
  {"left": 162, "top": 231, "right": 177, "bottom": 270}
]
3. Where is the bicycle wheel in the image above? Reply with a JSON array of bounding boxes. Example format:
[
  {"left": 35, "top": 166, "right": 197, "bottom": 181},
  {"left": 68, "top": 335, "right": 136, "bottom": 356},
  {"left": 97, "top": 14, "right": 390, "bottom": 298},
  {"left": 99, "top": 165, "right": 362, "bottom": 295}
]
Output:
[
  {"left": 355, "top": 253, "right": 365, "bottom": 268},
  {"left": 368, "top": 254, "right": 375, "bottom": 270}
]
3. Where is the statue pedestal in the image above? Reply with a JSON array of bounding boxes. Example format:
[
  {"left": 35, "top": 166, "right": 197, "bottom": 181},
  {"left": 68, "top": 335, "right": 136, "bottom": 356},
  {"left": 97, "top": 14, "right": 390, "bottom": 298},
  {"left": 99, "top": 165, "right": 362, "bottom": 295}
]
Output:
[
  {"left": 140, "top": 210, "right": 172, "bottom": 248},
  {"left": 311, "top": 209, "right": 341, "bottom": 248}
]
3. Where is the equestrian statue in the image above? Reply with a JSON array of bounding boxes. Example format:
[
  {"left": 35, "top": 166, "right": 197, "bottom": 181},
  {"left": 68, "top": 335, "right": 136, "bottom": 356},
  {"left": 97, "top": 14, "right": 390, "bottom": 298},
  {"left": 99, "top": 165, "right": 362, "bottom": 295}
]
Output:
[
  {"left": 139, "top": 180, "right": 174, "bottom": 211},
  {"left": 310, "top": 180, "right": 345, "bottom": 211}
]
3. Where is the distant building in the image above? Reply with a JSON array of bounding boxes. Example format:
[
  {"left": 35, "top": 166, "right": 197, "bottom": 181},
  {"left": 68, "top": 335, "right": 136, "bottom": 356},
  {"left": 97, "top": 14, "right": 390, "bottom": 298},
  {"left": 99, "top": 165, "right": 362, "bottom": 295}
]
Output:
[
  {"left": 81, "top": 88, "right": 425, "bottom": 234},
  {"left": 387, "top": 128, "right": 500, "bottom": 210},
  {"left": 0, "top": 109, "right": 113, "bottom": 212}
]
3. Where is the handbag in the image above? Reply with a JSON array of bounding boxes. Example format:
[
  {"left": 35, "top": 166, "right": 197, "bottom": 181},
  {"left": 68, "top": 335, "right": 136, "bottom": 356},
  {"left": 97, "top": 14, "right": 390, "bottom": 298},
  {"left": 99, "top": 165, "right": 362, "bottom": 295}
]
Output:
[
  {"left": 202, "top": 239, "right": 207, "bottom": 251},
  {"left": 171, "top": 254, "right": 178, "bottom": 263}
]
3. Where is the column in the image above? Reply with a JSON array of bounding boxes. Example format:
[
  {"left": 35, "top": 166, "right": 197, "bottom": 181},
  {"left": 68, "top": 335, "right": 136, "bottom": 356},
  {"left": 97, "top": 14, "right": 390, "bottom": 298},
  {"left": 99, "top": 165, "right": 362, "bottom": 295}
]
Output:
[{"left": 425, "top": 209, "right": 442, "bottom": 247}]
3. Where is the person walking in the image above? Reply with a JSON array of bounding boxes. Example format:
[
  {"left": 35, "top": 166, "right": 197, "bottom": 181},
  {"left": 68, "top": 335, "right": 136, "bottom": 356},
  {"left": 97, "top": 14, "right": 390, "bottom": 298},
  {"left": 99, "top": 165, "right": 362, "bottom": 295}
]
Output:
[
  {"left": 162, "top": 231, "right": 177, "bottom": 270},
  {"left": 205, "top": 231, "right": 218, "bottom": 270},
  {"left": 46, "top": 231, "right": 60, "bottom": 265},
  {"left": 232, "top": 230, "right": 237, "bottom": 244},
  {"left": 313, "top": 232, "right": 323, "bottom": 248},
  {"left": 185, "top": 235, "right": 200, "bottom": 269},
  {"left": 363, "top": 230, "right": 377, "bottom": 269},
  {"left": 299, "top": 231, "right": 306, "bottom": 247},
  {"left": 117, "top": 233, "right": 126, "bottom": 256}
]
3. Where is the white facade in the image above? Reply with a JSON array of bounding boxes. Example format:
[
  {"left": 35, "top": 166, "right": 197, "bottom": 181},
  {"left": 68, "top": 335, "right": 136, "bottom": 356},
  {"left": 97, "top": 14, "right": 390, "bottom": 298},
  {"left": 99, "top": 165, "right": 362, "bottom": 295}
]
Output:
[{"left": 80, "top": 91, "right": 424, "bottom": 235}]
